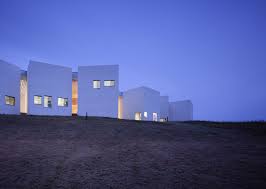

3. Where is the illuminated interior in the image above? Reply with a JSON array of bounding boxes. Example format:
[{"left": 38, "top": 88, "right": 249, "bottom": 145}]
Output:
[
  {"left": 20, "top": 79, "right": 28, "bottom": 113},
  {"left": 58, "top": 97, "right": 68, "bottom": 107},
  {"left": 135, "top": 112, "right": 141, "bottom": 121},
  {"left": 44, "top": 96, "right": 52, "bottom": 108},
  {"left": 34, "top": 96, "right": 42, "bottom": 105},
  {"left": 93, "top": 80, "right": 100, "bottom": 89},
  {"left": 144, "top": 112, "right": 148, "bottom": 118},
  {"left": 5, "top": 96, "right": 15, "bottom": 106},
  {"left": 152, "top": 112, "right": 158, "bottom": 121},
  {"left": 72, "top": 80, "right": 78, "bottom": 114},
  {"left": 118, "top": 95, "right": 123, "bottom": 119},
  {"left": 104, "top": 80, "right": 115, "bottom": 87}
]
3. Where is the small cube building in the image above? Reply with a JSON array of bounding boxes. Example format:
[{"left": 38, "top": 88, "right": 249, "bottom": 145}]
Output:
[
  {"left": 0, "top": 60, "right": 21, "bottom": 114},
  {"left": 78, "top": 65, "right": 119, "bottom": 118},
  {"left": 122, "top": 86, "right": 160, "bottom": 121},
  {"left": 169, "top": 100, "right": 193, "bottom": 121},
  {"left": 27, "top": 61, "right": 72, "bottom": 116}
]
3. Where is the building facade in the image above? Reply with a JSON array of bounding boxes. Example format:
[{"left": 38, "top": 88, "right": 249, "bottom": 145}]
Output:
[
  {"left": 169, "top": 100, "right": 193, "bottom": 121},
  {"left": 0, "top": 60, "right": 193, "bottom": 121},
  {"left": 27, "top": 61, "right": 72, "bottom": 116},
  {"left": 122, "top": 87, "right": 160, "bottom": 121},
  {"left": 78, "top": 65, "right": 119, "bottom": 118},
  {"left": 0, "top": 60, "right": 21, "bottom": 114}
]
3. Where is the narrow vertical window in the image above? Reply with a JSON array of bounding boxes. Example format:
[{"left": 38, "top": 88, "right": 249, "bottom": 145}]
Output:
[
  {"left": 152, "top": 113, "right": 158, "bottom": 122},
  {"left": 93, "top": 80, "right": 100, "bottom": 89},
  {"left": 144, "top": 112, "right": 148, "bottom": 118},
  {"left": 104, "top": 80, "right": 115, "bottom": 87},
  {"left": 44, "top": 96, "right": 52, "bottom": 108},
  {"left": 5, "top": 96, "right": 15, "bottom": 106},
  {"left": 58, "top": 97, "right": 68, "bottom": 107},
  {"left": 34, "top": 96, "right": 42, "bottom": 105}
]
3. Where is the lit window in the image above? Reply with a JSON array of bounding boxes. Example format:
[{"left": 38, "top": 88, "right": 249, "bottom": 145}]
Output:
[
  {"left": 160, "top": 118, "right": 166, "bottom": 122},
  {"left": 58, "top": 97, "right": 68, "bottom": 107},
  {"left": 153, "top": 113, "right": 158, "bottom": 122},
  {"left": 5, "top": 96, "right": 15, "bottom": 106},
  {"left": 44, "top": 96, "right": 52, "bottom": 108},
  {"left": 93, "top": 80, "right": 100, "bottom": 89},
  {"left": 135, "top": 112, "right": 142, "bottom": 121},
  {"left": 34, "top": 96, "right": 42, "bottom": 105},
  {"left": 144, "top": 112, "right": 148, "bottom": 118},
  {"left": 104, "top": 80, "right": 115, "bottom": 87}
]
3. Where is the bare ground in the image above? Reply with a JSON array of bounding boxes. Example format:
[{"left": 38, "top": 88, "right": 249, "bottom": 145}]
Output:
[{"left": 0, "top": 115, "right": 266, "bottom": 189}]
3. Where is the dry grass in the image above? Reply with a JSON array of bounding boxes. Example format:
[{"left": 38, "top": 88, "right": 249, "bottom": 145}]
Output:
[{"left": 0, "top": 115, "right": 266, "bottom": 189}]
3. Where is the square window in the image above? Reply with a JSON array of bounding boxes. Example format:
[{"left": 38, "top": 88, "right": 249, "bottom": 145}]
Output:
[
  {"left": 58, "top": 97, "right": 68, "bottom": 107},
  {"left": 44, "top": 96, "right": 52, "bottom": 108},
  {"left": 104, "top": 80, "right": 115, "bottom": 87},
  {"left": 93, "top": 80, "right": 100, "bottom": 89},
  {"left": 5, "top": 96, "right": 15, "bottom": 106},
  {"left": 34, "top": 96, "right": 42, "bottom": 105}
]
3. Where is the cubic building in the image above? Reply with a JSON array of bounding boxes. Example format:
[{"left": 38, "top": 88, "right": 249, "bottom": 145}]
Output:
[
  {"left": 0, "top": 60, "right": 21, "bottom": 115},
  {"left": 169, "top": 100, "right": 193, "bottom": 121},
  {"left": 78, "top": 65, "right": 119, "bottom": 118},
  {"left": 0, "top": 60, "right": 193, "bottom": 121},
  {"left": 27, "top": 61, "right": 72, "bottom": 116},
  {"left": 121, "top": 87, "right": 160, "bottom": 121}
]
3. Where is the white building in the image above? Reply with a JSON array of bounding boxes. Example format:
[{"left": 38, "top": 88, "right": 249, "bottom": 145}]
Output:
[
  {"left": 160, "top": 96, "right": 169, "bottom": 122},
  {"left": 0, "top": 60, "right": 21, "bottom": 115},
  {"left": 0, "top": 59, "right": 193, "bottom": 121},
  {"left": 27, "top": 61, "right": 72, "bottom": 116},
  {"left": 169, "top": 100, "right": 193, "bottom": 121},
  {"left": 78, "top": 65, "right": 119, "bottom": 118},
  {"left": 121, "top": 86, "right": 160, "bottom": 121}
]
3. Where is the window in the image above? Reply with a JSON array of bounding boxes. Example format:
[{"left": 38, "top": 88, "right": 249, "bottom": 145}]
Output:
[
  {"left": 160, "top": 118, "right": 166, "bottom": 122},
  {"left": 34, "top": 96, "right": 42, "bottom": 105},
  {"left": 93, "top": 80, "right": 100, "bottom": 89},
  {"left": 58, "top": 97, "right": 68, "bottom": 107},
  {"left": 44, "top": 96, "right": 52, "bottom": 108},
  {"left": 5, "top": 96, "right": 15, "bottom": 106},
  {"left": 135, "top": 112, "right": 141, "bottom": 121},
  {"left": 153, "top": 113, "right": 158, "bottom": 122},
  {"left": 104, "top": 80, "right": 115, "bottom": 87},
  {"left": 144, "top": 112, "right": 148, "bottom": 118}
]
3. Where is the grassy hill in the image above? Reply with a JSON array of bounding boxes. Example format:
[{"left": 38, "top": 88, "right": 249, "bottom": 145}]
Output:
[{"left": 0, "top": 115, "right": 265, "bottom": 189}]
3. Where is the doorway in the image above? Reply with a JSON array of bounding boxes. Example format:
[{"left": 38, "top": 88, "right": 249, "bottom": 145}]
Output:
[
  {"left": 135, "top": 112, "right": 141, "bottom": 121},
  {"left": 152, "top": 113, "right": 158, "bottom": 121}
]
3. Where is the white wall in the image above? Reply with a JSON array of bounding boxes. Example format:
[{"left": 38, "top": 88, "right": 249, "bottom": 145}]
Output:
[
  {"left": 169, "top": 100, "right": 193, "bottom": 121},
  {"left": 160, "top": 96, "right": 169, "bottom": 121},
  {"left": 0, "top": 60, "right": 21, "bottom": 114},
  {"left": 122, "top": 86, "right": 160, "bottom": 121},
  {"left": 78, "top": 65, "right": 119, "bottom": 118},
  {"left": 27, "top": 61, "right": 72, "bottom": 116}
]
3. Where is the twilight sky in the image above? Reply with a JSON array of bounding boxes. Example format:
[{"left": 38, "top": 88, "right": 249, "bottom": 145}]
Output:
[{"left": 0, "top": 0, "right": 265, "bottom": 121}]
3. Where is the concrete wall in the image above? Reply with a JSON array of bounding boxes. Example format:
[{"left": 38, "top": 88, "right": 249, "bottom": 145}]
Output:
[
  {"left": 122, "top": 87, "right": 160, "bottom": 121},
  {"left": 0, "top": 60, "right": 21, "bottom": 114},
  {"left": 169, "top": 100, "right": 193, "bottom": 121},
  {"left": 160, "top": 96, "right": 169, "bottom": 121},
  {"left": 27, "top": 61, "right": 72, "bottom": 116},
  {"left": 78, "top": 65, "right": 119, "bottom": 118}
]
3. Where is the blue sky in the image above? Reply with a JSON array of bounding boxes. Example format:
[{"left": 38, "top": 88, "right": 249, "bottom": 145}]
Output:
[{"left": 0, "top": 0, "right": 265, "bottom": 121}]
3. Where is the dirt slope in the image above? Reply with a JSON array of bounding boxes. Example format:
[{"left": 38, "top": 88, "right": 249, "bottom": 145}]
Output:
[{"left": 0, "top": 115, "right": 265, "bottom": 189}]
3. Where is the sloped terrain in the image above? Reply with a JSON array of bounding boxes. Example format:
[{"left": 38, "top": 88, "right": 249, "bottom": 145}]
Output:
[{"left": 0, "top": 115, "right": 265, "bottom": 189}]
